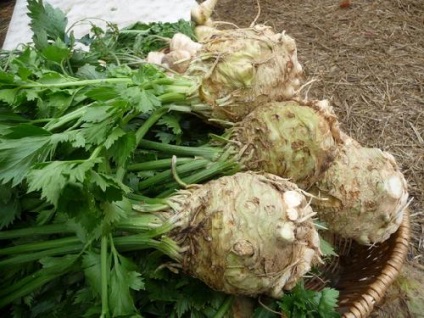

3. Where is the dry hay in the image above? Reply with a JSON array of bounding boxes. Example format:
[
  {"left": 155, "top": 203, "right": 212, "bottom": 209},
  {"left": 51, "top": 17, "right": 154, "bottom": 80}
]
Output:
[
  {"left": 213, "top": 0, "right": 423, "bottom": 262},
  {"left": 0, "top": 1, "right": 14, "bottom": 46}
]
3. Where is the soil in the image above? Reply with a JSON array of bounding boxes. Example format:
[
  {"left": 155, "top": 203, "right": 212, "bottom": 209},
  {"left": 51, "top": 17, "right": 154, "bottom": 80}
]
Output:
[{"left": 1, "top": 0, "right": 423, "bottom": 316}]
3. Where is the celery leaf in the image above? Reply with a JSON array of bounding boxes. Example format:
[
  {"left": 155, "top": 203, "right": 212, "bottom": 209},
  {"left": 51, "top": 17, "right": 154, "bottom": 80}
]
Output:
[
  {"left": 102, "top": 198, "right": 132, "bottom": 225},
  {"left": 108, "top": 132, "right": 137, "bottom": 167},
  {"left": 278, "top": 282, "right": 340, "bottom": 318},
  {"left": 320, "top": 236, "right": 338, "bottom": 257},
  {"left": 27, "top": 159, "right": 100, "bottom": 206},
  {"left": 109, "top": 253, "right": 144, "bottom": 317},
  {"left": 0, "top": 185, "right": 21, "bottom": 229},
  {"left": 41, "top": 39, "right": 71, "bottom": 63},
  {"left": 27, "top": 0, "right": 68, "bottom": 50},
  {"left": 158, "top": 113, "right": 182, "bottom": 135},
  {"left": 0, "top": 135, "right": 52, "bottom": 186},
  {"left": 316, "top": 288, "right": 340, "bottom": 317},
  {"left": 82, "top": 251, "right": 102, "bottom": 296}
]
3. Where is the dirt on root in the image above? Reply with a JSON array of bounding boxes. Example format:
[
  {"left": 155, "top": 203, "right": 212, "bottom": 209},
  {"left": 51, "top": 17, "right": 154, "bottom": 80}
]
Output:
[{"left": 1, "top": 0, "right": 423, "bottom": 316}]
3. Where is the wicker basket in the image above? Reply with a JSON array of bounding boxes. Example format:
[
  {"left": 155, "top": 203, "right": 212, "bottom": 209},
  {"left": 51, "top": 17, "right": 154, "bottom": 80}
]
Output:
[{"left": 306, "top": 210, "right": 410, "bottom": 317}]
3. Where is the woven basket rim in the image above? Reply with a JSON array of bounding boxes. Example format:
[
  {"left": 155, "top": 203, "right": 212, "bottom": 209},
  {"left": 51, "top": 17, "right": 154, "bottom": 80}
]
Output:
[{"left": 340, "top": 209, "right": 411, "bottom": 318}]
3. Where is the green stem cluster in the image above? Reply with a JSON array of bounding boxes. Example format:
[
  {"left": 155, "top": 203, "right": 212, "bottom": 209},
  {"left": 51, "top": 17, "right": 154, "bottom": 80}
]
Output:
[
  {"left": 0, "top": 206, "right": 184, "bottom": 308},
  {"left": 131, "top": 139, "right": 241, "bottom": 197}
]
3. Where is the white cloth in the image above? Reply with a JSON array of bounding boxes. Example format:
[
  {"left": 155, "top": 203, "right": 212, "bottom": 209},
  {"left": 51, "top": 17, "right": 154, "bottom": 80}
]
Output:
[{"left": 3, "top": 0, "right": 197, "bottom": 50}]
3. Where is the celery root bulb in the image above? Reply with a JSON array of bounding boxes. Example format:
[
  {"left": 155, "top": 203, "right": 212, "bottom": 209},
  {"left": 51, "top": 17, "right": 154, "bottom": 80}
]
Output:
[
  {"left": 226, "top": 100, "right": 341, "bottom": 189},
  {"left": 309, "top": 136, "right": 409, "bottom": 244},
  {"left": 186, "top": 25, "right": 304, "bottom": 121},
  {"left": 169, "top": 172, "right": 321, "bottom": 297}
]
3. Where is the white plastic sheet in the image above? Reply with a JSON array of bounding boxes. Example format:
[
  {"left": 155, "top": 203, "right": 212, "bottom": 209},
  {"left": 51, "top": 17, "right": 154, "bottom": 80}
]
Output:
[{"left": 3, "top": 0, "right": 197, "bottom": 50}]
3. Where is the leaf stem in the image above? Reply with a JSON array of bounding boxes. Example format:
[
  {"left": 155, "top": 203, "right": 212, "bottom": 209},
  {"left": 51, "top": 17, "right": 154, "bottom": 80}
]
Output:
[
  {"left": 126, "top": 193, "right": 168, "bottom": 205},
  {"left": 116, "top": 214, "right": 165, "bottom": 232},
  {"left": 100, "top": 235, "right": 110, "bottom": 318},
  {"left": 113, "top": 235, "right": 182, "bottom": 261},
  {"left": 0, "top": 253, "right": 82, "bottom": 308},
  {"left": 0, "top": 237, "right": 80, "bottom": 255},
  {"left": 127, "top": 157, "right": 192, "bottom": 171},
  {"left": 0, "top": 244, "right": 83, "bottom": 267},
  {"left": 43, "top": 104, "right": 89, "bottom": 131},
  {"left": 158, "top": 92, "right": 187, "bottom": 103},
  {"left": 89, "top": 145, "right": 103, "bottom": 160},
  {"left": 213, "top": 296, "right": 234, "bottom": 318},
  {"left": 141, "top": 78, "right": 192, "bottom": 89},
  {"left": 138, "top": 139, "right": 220, "bottom": 160},
  {"left": 158, "top": 160, "right": 240, "bottom": 197},
  {"left": 137, "top": 158, "right": 210, "bottom": 190},
  {"left": 0, "top": 223, "right": 71, "bottom": 240},
  {"left": 21, "top": 77, "right": 132, "bottom": 89},
  {"left": 0, "top": 271, "right": 61, "bottom": 308},
  {"left": 135, "top": 106, "right": 169, "bottom": 144},
  {"left": 116, "top": 106, "right": 170, "bottom": 182}
]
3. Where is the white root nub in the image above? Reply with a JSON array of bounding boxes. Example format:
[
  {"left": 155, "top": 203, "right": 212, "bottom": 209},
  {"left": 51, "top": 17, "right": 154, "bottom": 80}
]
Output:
[
  {"left": 385, "top": 175, "right": 404, "bottom": 200},
  {"left": 190, "top": 0, "right": 218, "bottom": 26},
  {"left": 146, "top": 51, "right": 165, "bottom": 65},
  {"left": 276, "top": 221, "right": 296, "bottom": 244},
  {"left": 283, "top": 190, "right": 304, "bottom": 208},
  {"left": 286, "top": 208, "right": 299, "bottom": 221},
  {"left": 170, "top": 33, "right": 202, "bottom": 57}
]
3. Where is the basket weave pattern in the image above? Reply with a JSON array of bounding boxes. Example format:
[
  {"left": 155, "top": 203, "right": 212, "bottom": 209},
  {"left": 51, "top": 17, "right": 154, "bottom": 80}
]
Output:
[{"left": 306, "top": 210, "right": 410, "bottom": 317}]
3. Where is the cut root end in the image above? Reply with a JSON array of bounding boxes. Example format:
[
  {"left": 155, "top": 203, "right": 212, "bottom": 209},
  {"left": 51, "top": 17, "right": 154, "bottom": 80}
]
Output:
[{"left": 191, "top": 0, "right": 218, "bottom": 26}]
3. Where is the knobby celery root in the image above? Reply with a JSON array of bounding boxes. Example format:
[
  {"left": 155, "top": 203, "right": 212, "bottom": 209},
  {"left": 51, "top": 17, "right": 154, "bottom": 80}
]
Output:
[
  {"left": 145, "top": 0, "right": 304, "bottom": 122},
  {"left": 136, "top": 100, "right": 342, "bottom": 193},
  {"left": 0, "top": 172, "right": 322, "bottom": 307},
  {"left": 160, "top": 26, "right": 304, "bottom": 122},
  {"left": 186, "top": 26, "right": 304, "bottom": 121},
  {"left": 146, "top": 34, "right": 200, "bottom": 73},
  {"left": 153, "top": 0, "right": 305, "bottom": 121},
  {"left": 309, "top": 135, "right": 409, "bottom": 244},
  {"left": 223, "top": 99, "right": 342, "bottom": 188},
  {"left": 157, "top": 172, "right": 322, "bottom": 297}
]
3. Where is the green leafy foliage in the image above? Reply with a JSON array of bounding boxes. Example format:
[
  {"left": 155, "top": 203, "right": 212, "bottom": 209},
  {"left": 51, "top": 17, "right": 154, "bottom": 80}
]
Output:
[
  {"left": 123, "top": 20, "right": 196, "bottom": 55},
  {"left": 27, "top": 0, "right": 69, "bottom": 50},
  {"left": 320, "top": 236, "right": 338, "bottom": 257},
  {"left": 133, "top": 251, "right": 230, "bottom": 318},
  {"left": 278, "top": 282, "right": 340, "bottom": 318},
  {"left": 0, "top": 184, "right": 21, "bottom": 229},
  {"left": 109, "top": 251, "right": 144, "bottom": 317},
  {"left": 87, "top": 20, "right": 196, "bottom": 61},
  {"left": 27, "top": 159, "right": 100, "bottom": 206},
  {"left": 82, "top": 251, "right": 103, "bottom": 296},
  {"left": 0, "top": 1, "right": 205, "bottom": 315},
  {"left": 0, "top": 133, "right": 52, "bottom": 186}
]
